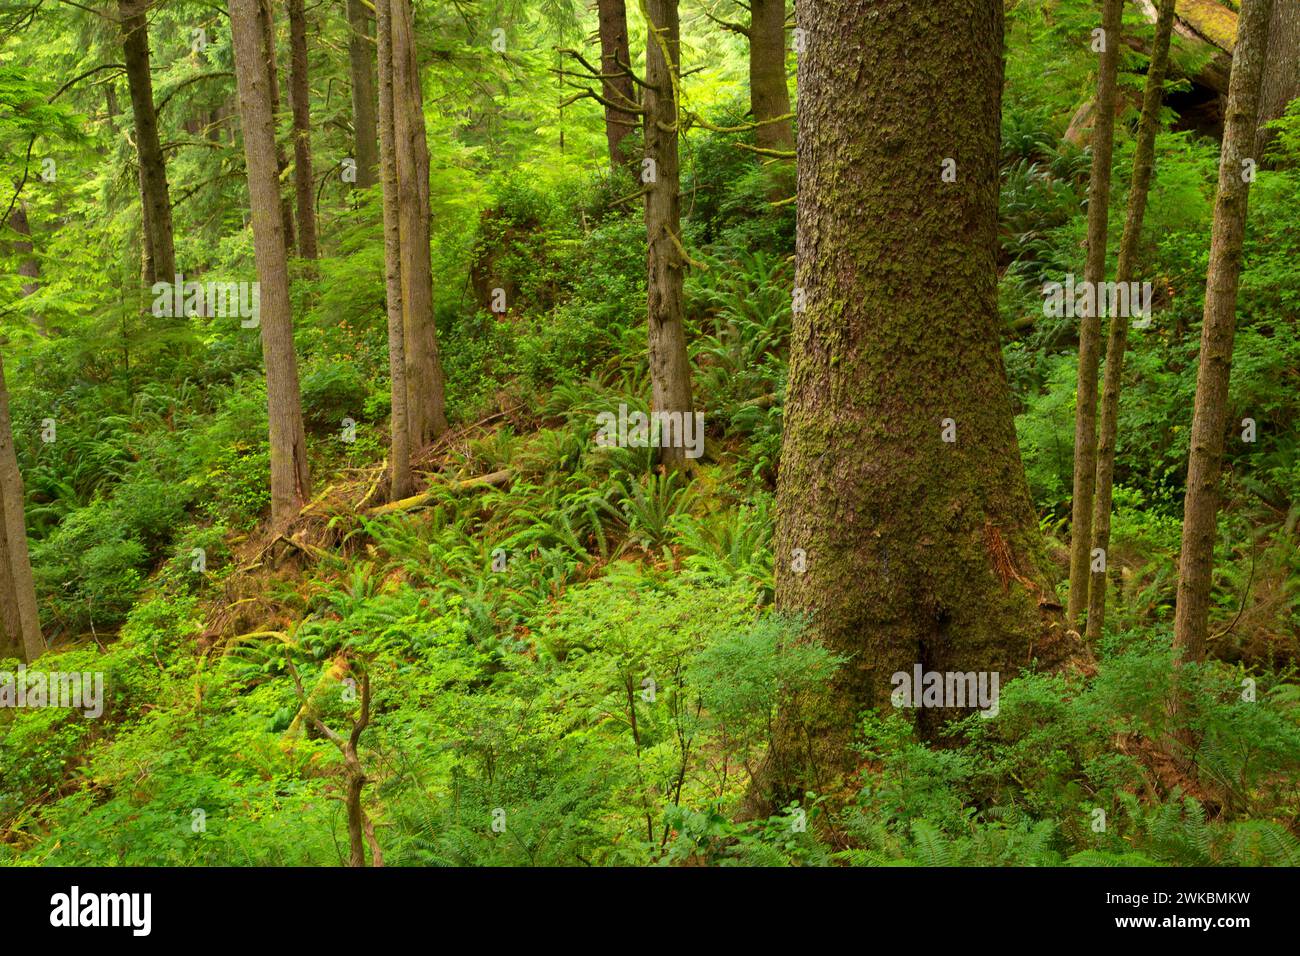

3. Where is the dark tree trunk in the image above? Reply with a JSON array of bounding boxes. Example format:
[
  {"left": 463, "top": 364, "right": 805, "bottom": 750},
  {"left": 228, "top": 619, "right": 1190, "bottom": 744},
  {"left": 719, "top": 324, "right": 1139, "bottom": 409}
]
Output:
[
  {"left": 1068, "top": 0, "right": 1125, "bottom": 633},
  {"left": 1173, "top": 0, "right": 1274, "bottom": 671},
  {"left": 1088, "top": 0, "right": 1177, "bottom": 643},
  {"left": 643, "top": 0, "right": 695, "bottom": 471},
  {"left": 391, "top": 0, "right": 448, "bottom": 447},
  {"left": 765, "top": 0, "right": 1071, "bottom": 802},
  {"left": 257, "top": 0, "right": 297, "bottom": 256},
  {"left": 376, "top": 0, "right": 412, "bottom": 500},
  {"left": 0, "top": 351, "right": 43, "bottom": 662},
  {"left": 597, "top": 0, "right": 638, "bottom": 172},
  {"left": 232, "top": 0, "right": 313, "bottom": 529},
  {"left": 347, "top": 0, "right": 379, "bottom": 189},
  {"left": 118, "top": 0, "right": 176, "bottom": 285},
  {"left": 288, "top": 0, "right": 319, "bottom": 259},
  {"left": 1258, "top": 0, "right": 1300, "bottom": 153},
  {"left": 750, "top": 0, "right": 793, "bottom": 152}
]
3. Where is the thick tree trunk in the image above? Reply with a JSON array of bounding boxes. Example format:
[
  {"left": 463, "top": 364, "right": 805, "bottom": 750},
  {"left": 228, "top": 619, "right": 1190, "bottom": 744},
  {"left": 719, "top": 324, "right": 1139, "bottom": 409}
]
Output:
[
  {"left": 347, "top": 0, "right": 379, "bottom": 189},
  {"left": 376, "top": 0, "right": 412, "bottom": 501},
  {"left": 10, "top": 202, "right": 39, "bottom": 298},
  {"left": 1088, "top": 0, "right": 1178, "bottom": 644},
  {"left": 118, "top": 0, "right": 176, "bottom": 285},
  {"left": 643, "top": 0, "right": 695, "bottom": 472},
  {"left": 597, "top": 0, "right": 638, "bottom": 172},
  {"left": 1173, "top": 0, "right": 1273, "bottom": 671},
  {"left": 390, "top": 0, "right": 448, "bottom": 447},
  {"left": 766, "top": 0, "right": 1070, "bottom": 802},
  {"left": 257, "top": 0, "right": 297, "bottom": 256},
  {"left": 1258, "top": 0, "right": 1300, "bottom": 151},
  {"left": 0, "top": 352, "right": 43, "bottom": 662},
  {"left": 1067, "top": 0, "right": 1125, "bottom": 632},
  {"left": 232, "top": 0, "right": 313, "bottom": 530},
  {"left": 288, "top": 0, "right": 319, "bottom": 259},
  {"left": 749, "top": 0, "right": 793, "bottom": 152}
]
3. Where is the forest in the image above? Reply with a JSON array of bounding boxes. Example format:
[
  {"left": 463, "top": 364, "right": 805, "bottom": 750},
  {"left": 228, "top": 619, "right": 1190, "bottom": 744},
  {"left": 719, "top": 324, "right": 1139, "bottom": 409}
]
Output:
[{"left": 0, "top": 0, "right": 1298, "bottom": 871}]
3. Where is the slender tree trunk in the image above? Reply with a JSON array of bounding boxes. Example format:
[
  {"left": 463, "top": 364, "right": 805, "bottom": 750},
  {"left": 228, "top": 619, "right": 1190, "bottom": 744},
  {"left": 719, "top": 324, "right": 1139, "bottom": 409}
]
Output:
[
  {"left": 257, "top": 0, "right": 297, "bottom": 256},
  {"left": 376, "top": 0, "right": 412, "bottom": 500},
  {"left": 288, "top": 0, "right": 319, "bottom": 259},
  {"left": 346, "top": 0, "right": 379, "bottom": 189},
  {"left": 1172, "top": 0, "right": 1273, "bottom": 674},
  {"left": 0, "top": 352, "right": 43, "bottom": 662},
  {"left": 1067, "top": 0, "right": 1125, "bottom": 632},
  {"left": 1087, "top": 0, "right": 1177, "bottom": 643},
  {"left": 11, "top": 202, "right": 39, "bottom": 298},
  {"left": 750, "top": 0, "right": 793, "bottom": 152},
  {"left": 763, "top": 0, "right": 1071, "bottom": 802},
  {"left": 232, "top": 0, "right": 313, "bottom": 530},
  {"left": 1258, "top": 0, "right": 1300, "bottom": 153},
  {"left": 390, "top": 0, "right": 448, "bottom": 447},
  {"left": 597, "top": 0, "right": 638, "bottom": 173},
  {"left": 119, "top": 0, "right": 176, "bottom": 285},
  {"left": 643, "top": 0, "right": 695, "bottom": 471}
]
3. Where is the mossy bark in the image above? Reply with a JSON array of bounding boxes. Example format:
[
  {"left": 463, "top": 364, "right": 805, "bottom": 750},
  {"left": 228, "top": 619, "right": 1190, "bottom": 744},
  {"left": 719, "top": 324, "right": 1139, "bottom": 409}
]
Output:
[
  {"left": 1068, "top": 0, "right": 1125, "bottom": 633},
  {"left": 1088, "top": 0, "right": 1179, "bottom": 643},
  {"left": 642, "top": 0, "right": 695, "bottom": 471},
  {"left": 1173, "top": 0, "right": 1273, "bottom": 669},
  {"left": 766, "top": 0, "right": 1071, "bottom": 804},
  {"left": 376, "top": 0, "right": 413, "bottom": 501},
  {"left": 118, "top": 0, "right": 176, "bottom": 285}
]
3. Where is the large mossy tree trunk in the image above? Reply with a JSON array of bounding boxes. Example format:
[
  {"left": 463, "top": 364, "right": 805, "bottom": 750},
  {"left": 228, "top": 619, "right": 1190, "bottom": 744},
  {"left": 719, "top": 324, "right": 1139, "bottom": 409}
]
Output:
[
  {"left": 376, "top": 0, "right": 412, "bottom": 501},
  {"left": 346, "top": 0, "right": 379, "bottom": 190},
  {"left": 288, "top": 0, "right": 319, "bottom": 260},
  {"left": 232, "top": 0, "right": 313, "bottom": 530},
  {"left": 391, "top": 0, "right": 449, "bottom": 448},
  {"left": 0, "top": 351, "right": 43, "bottom": 662},
  {"left": 1172, "top": 0, "right": 1273, "bottom": 701},
  {"left": 597, "top": 0, "right": 638, "bottom": 173},
  {"left": 118, "top": 0, "right": 176, "bottom": 286},
  {"left": 642, "top": 0, "right": 695, "bottom": 471},
  {"left": 1067, "top": 0, "right": 1125, "bottom": 634},
  {"left": 1088, "top": 0, "right": 1178, "bottom": 644},
  {"left": 767, "top": 0, "right": 1071, "bottom": 802},
  {"left": 1258, "top": 0, "right": 1300, "bottom": 152}
]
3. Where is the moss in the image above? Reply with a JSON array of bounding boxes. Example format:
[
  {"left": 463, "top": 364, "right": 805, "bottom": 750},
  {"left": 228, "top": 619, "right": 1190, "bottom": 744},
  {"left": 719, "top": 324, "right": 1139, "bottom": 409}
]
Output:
[{"left": 1178, "top": 0, "right": 1239, "bottom": 51}]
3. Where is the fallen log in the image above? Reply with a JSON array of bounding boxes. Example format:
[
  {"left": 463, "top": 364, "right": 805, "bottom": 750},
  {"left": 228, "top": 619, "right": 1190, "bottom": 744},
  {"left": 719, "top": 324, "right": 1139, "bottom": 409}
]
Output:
[{"left": 365, "top": 468, "right": 513, "bottom": 517}]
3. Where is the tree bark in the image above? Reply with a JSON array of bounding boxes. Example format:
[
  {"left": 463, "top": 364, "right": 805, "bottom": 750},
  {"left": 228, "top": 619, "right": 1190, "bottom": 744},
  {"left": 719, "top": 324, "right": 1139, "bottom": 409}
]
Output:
[
  {"left": 750, "top": 0, "right": 793, "bottom": 152},
  {"left": 0, "top": 351, "right": 43, "bottom": 662},
  {"left": 118, "top": 0, "right": 176, "bottom": 285},
  {"left": 257, "top": 0, "right": 297, "bottom": 256},
  {"left": 232, "top": 0, "right": 313, "bottom": 530},
  {"left": 1173, "top": 0, "right": 1274, "bottom": 672},
  {"left": 1067, "top": 0, "right": 1125, "bottom": 633},
  {"left": 390, "top": 0, "right": 448, "bottom": 447},
  {"left": 765, "top": 0, "right": 1070, "bottom": 802},
  {"left": 1258, "top": 0, "right": 1300, "bottom": 152},
  {"left": 346, "top": 0, "right": 379, "bottom": 189},
  {"left": 1087, "top": 0, "right": 1178, "bottom": 644},
  {"left": 288, "top": 0, "right": 319, "bottom": 259},
  {"left": 597, "top": 0, "right": 638, "bottom": 173},
  {"left": 376, "top": 0, "right": 413, "bottom": 501},
  {"left": 643, "top": 0, "right": 695, "bottom": 472}
]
